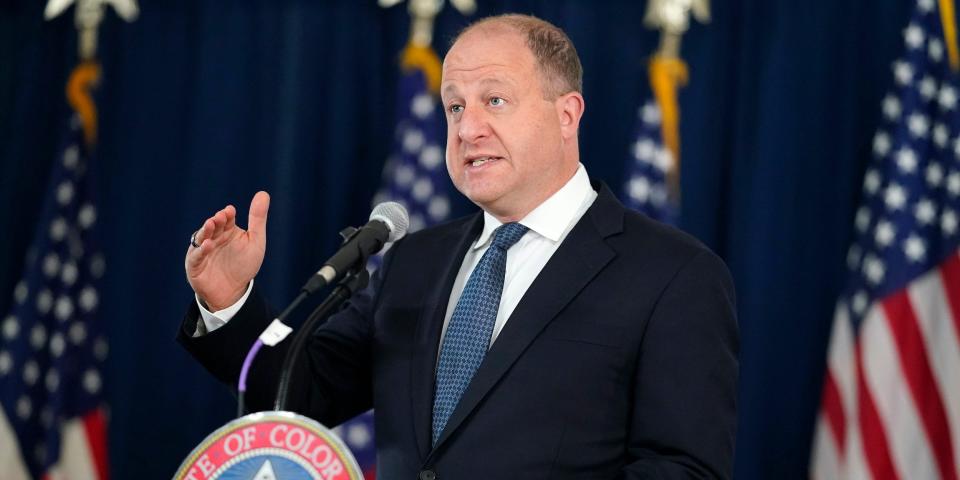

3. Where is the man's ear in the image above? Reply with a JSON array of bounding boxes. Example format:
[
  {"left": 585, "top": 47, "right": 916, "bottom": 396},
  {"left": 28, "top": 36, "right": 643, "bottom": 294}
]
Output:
[{"left": 556, "top": 91, "right": 585, "bottom": 140}]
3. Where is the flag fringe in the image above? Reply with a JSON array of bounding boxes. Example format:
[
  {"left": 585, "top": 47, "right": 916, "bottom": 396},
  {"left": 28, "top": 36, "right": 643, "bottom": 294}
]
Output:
[
  {"left": 648, "top": 55, "right": 687, "bottom": 193},
  {"left": 401, "top": 43, "right": 442, "bottom": 95},
  {"left": 66, "top": 61, "right": 101, "bottom": 147}
]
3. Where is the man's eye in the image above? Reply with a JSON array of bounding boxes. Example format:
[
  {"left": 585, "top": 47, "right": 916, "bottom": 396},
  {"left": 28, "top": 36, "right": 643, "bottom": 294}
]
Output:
[
  {"left": 449, "top": 104, "right": 464, "bottom": 114},
  {"left": 489, "top": 97, "right": 505, "bottom": 106}
]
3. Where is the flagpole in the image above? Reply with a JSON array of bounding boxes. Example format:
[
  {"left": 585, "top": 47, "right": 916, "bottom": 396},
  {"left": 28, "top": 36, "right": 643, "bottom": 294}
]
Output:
[{"left": 642, "top": 0, "right": 710, "bottom": 202}]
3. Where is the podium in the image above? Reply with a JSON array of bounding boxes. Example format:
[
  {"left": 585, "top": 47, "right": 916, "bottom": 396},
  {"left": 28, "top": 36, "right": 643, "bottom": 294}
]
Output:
[{"left": 174, "top": 411, "right": 364, "bottom": 479}]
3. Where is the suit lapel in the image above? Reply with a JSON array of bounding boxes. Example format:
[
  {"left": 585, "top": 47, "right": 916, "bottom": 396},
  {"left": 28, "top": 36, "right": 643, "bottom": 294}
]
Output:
[
  {"left": 430, "top": 183, "right": 623, "bottom": 453},
  {"left": 409, "top": 214, "right": 484, "bottom": 461}
]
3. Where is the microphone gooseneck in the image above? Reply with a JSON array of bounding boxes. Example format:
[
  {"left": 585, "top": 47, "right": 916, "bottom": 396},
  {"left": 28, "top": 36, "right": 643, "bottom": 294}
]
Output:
[{"left": 236, "top": 202, "right": 409, "bottom": 416}]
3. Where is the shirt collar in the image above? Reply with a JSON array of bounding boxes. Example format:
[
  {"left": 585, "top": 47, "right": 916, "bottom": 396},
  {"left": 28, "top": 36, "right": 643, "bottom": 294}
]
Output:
[{"left": 473, "top": 163, "right": 594, "bottom": 249}]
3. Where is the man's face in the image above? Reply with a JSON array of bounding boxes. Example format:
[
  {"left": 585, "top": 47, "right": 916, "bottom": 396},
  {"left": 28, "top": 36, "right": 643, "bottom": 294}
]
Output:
[{"left": 441, "top": 27, "right": 570, "bottom": 219}]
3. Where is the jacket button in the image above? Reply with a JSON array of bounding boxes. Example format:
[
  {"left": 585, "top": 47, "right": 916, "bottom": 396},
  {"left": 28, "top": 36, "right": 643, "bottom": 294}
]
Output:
[{"left": 419, "top": 470, "right": 437, "bottom": 480}]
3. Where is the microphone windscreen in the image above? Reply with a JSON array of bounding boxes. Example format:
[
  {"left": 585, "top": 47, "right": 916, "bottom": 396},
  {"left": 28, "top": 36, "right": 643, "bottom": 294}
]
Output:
[{"left": 370, "top": 202, "right": 410, "bottom": 242}]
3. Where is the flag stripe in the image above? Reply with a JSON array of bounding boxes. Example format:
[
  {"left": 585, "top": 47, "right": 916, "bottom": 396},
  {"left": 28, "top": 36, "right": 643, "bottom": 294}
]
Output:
[
  {"left": 49, "top": 417, "right": 100, "bottom": 480},
  {"left": 811, "top": 414, "right": 842, "bottom": 480},
  {"left": 882, "top": 290, "right": 958, "bottom": 480},
  {"left": 826, "top": 303, "right": 858, "bottom": 453},
  {"left": 820, "top": 371, "right": 846, "bottom": 457},
  {"left": 845, "top": 421, "right": 874, "bottom": 480},
  {"left": 939, "top": 252, "right": 960, "bottom": 348},
  {"left": 0, "top": 407, "right": 31, "bottom": 480},
  {"left": 82, "top": 409, "right": 108, "bottom": 479},
  {"left": 863, "top": 304, "right": 940, "bottom": 479},
  {"left": 857, "top": 312, "right": 906, "bottom": 480},
  {"left": 912, "top": 259, "right": 960, "bottom": 480}
]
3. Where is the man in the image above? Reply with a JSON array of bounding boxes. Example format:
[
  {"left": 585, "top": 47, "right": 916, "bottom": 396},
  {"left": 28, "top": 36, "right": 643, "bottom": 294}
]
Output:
[{"left": 179, "top": 14, "right": 738, "bottom": 479}]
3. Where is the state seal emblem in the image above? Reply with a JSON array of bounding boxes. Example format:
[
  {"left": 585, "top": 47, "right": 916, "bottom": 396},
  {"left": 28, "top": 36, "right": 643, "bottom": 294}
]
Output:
[{"left": 173, "top": 411, "right": 364, "bottom": 480}]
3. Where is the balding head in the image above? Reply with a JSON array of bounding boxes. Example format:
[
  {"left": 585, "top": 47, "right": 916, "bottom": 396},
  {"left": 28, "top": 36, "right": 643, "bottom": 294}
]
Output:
[{"left": 450, "top": 14, "right": 583, "bottom": 99}]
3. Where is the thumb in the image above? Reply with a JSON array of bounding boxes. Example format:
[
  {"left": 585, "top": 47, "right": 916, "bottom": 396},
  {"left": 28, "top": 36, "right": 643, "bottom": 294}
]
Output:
[{"left": 247, "top": 191, "right": 270, "bottom": 241}]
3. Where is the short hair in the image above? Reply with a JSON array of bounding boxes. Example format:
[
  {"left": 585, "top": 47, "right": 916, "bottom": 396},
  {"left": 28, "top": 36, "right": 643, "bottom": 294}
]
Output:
[{"left": 451, "top": 14, "right": 583, "bottom": 99}]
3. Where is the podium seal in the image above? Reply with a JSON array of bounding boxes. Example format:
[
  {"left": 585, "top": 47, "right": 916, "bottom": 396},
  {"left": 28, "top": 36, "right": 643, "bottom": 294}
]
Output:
[{"left": 173, "top": 411, "right": 364, "bottom": 480}]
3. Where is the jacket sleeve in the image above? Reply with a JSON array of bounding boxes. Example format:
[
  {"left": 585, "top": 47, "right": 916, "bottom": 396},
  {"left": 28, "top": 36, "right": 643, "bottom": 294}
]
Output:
[
  {"left": 176, "top": 247, "right": 399, "bottom": 426},
  {"left": 621, "top": 250, "right": 739, "bottom": 479}
]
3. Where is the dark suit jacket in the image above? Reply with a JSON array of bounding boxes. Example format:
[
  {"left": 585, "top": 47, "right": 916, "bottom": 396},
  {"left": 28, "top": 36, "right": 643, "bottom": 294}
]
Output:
[{"left": 178, "top": 183, "right": 739, "bottom": 479}]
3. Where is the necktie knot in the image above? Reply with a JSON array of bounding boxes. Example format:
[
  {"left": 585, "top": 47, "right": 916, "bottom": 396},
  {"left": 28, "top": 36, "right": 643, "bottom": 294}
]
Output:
[{"left": 490, "top": 222, "right": 529, "bottom": 250}]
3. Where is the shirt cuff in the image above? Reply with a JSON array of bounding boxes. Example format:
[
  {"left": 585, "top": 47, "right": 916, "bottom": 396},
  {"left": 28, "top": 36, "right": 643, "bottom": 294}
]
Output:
[{"left": 194, "top": 280, "right": 255, "bottom": 336}]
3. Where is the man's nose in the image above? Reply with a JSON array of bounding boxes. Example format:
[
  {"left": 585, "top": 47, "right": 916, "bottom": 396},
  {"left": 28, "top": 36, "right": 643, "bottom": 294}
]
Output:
[{"left": 458, "top": 105, "right": 491, "bottom": 143}]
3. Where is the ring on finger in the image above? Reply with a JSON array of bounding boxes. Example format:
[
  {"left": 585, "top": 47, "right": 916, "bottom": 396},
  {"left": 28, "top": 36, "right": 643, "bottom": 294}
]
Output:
[{"left": 190, "top": 230, "right": 202, "bottom": 248}]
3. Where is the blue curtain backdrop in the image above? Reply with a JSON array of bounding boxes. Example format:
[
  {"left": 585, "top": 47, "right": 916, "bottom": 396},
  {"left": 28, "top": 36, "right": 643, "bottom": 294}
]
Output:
[{"left": 0, "top": 0, "right": 918, "bottom": 477}]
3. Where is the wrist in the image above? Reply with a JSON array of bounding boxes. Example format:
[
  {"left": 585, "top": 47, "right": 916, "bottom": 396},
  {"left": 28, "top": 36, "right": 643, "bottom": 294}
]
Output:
[{"left": 201, "top": 283, "right": 249, "bottom": 312}]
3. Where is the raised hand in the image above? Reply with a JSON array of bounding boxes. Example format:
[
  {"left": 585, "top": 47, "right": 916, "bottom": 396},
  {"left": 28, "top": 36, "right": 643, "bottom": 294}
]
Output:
[{"left": 185, "top": 191, "right": 270, "bottom": 311}]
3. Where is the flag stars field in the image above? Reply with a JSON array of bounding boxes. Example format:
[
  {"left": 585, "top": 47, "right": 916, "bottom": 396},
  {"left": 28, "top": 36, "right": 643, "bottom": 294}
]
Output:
[
  {"left": 939, "top": 85, "right": 957, "bottom": 110},
  {"left": 852, "top": 291, "right": 869, "bottom": 315},
  {"left": 875, "top": 220, "right": 897, "bottom": 247},
  {"left": 864, "top": 256, "right": 886, "bottom": 285},
  {"left": 23, "top": 360, "right": 39, "bottom": 386},
  {"left": 42, "top": 370, "right": 60, "bottom": 394},
  {"left": 411, "top": 93, "right": 435, "bottom": 119},
  {"left": 14, "top": 282, "right": 28, "bottom": 304},
  {"left": 916, "top": 198, "right": 937, "bottom": 224},
  {"left": 884, "top": 96, "right": 902, "bottom": 121},
  {"left": 885, "top": 182, "right": 909, "bottom": 210},
  {"left": 909, "top": 112, "right": 931, "bottom": 137},
  {"left": 904, "top": 234, "right": 928, "bottom": 262},
  {"left": 45, "top": 370, "right": 58, "bottom": 393},
  {"left": 897, "top": 147, "right": 919, "bottom": 172},
  {"left": 919, "top": 76, "right": 938, "bottom": 100},
  {"left": 0, "top": 351, "right": 11, "bottom": 375},
  {"left": 848, "top": 245, "right": 863, "bottom": 270},
  {"left": 49, "top": 333, "right": 64, "bottom": 357},
  {"left": 927, "top": 163, "right": 944, "bottom": 186},
  {"left": 3, "top": 315, "right": 18, "bottom": 340},
  {"left": 934, "top": 123, "right": 950, "bottom": 146},
  {"left": 30, "top": 324, "right": 46, "bottom": 350},
  {"left": 906, "top": 23, "right": 926, "bottom": 49},
  {"left": 875, "top": 131, "right": 892, "bottom": 155},
  {"left": 893, "top": 60, "right": 913, "bottom": 86},
  {"left": 864, "top": 169, "right": 883, "bottom": 194},
  {"left": 402, "top": 129, "right": 425, "bottom": 153},
  {"left": 930, "top": 37, "right": 945, "bottom": 61},
  {"left": 856, "top": 206, "right": 872, "bottom": 233},
  {"left": 942, "top": 209, "right": 958, "bottom": 234}
]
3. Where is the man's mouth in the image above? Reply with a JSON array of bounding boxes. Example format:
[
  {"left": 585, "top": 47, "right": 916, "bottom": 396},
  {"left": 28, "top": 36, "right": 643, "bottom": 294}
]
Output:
[{"left": 467, "top": 156, "right": 502, "bottom": 167}]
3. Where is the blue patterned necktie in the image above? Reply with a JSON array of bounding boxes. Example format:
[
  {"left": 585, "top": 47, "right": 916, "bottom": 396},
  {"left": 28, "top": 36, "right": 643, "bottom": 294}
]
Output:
[{"left": 431, "top": 222, "right": 529, "bottom": 446}]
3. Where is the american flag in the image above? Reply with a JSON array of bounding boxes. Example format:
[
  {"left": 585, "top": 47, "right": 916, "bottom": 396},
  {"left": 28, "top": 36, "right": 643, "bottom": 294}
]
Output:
[
  {"left": 811, "top": 0, "right": 960, "bottom": 478},
  {"left": 338, "top": 47, "right": 450, "bottom": 480},
  {"left": 623, "top": 98, "right": 677, "bottom": 224},
  {"left": 370, "top": 63, "right": 451, "bottom": 234},
  {"left": 0, "top": 110, "right": 109, "bottom": 479}
]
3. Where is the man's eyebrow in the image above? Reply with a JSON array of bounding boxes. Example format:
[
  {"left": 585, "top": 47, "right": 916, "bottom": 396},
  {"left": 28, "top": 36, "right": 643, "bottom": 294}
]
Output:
[
  {"left": 441, "top": 77, "right": 519, "bottom": 98},
  {"left": 441, "top": 84, "right": 460, "bottom": 98}
]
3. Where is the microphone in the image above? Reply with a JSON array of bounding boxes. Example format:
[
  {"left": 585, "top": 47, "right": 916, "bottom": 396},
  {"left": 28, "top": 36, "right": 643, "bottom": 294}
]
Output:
[{"left": 301, "top": 202, "right": 409, "bottom": 295}]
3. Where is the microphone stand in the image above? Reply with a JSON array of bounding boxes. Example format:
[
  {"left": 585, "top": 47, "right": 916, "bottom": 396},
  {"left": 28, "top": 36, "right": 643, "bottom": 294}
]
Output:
[{"left": 273, "top": 266, "right": 371, "bottom": 412}]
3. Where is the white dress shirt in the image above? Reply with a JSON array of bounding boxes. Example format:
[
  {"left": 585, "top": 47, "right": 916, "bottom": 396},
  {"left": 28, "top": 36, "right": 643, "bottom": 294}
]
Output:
[
  {"left": 438, "top": 163, "right": 596, "bottom": 346},
  {"left": 197, "top": 163, "right": 597, "bottom": 343}
]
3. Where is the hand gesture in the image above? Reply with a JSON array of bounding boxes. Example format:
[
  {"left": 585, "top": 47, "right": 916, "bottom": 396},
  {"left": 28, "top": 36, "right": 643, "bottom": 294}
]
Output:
[{"left": 185, "top": 191, "right": 270, "bottom": 311}]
